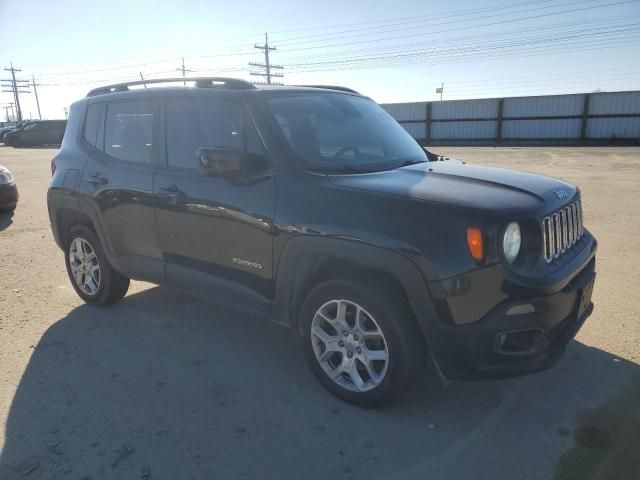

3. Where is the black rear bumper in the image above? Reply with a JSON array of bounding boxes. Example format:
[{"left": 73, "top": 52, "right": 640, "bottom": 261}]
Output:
[
  {"left": 0, "top": 183, "right": 18, "bottom": 211},
  {"left": 425, "top": 246, "right": 597, "bottom": 381}
]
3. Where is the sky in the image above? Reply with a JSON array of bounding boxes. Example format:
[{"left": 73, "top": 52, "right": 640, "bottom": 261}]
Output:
[{"left": 1, "top": 0, "right": 639, "bottom": 120}]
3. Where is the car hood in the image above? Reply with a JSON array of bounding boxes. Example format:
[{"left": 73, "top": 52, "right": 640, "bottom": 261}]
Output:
[{"left": 328, "top": 160, "right": 577, "bottom": 216}]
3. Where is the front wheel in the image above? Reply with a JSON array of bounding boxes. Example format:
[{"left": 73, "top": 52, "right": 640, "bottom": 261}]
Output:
[
  {"left": 64, "top": 225, "right": 130, "bottom": 305},
  {"left": 300, "top": 279, "right": 426, "bottom": 407}
]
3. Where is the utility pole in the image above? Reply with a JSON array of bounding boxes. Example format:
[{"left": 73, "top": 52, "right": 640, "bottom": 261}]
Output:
[
  {"left": 249, "top": 33, "right": 284, "bottom": 85},
  {"left": 6, "top": 103, "right": 15, "bottom": 121},
  {"left": 2, "top": 62, "right": 30, "bottom": 122},
  {"left": 2, "top": 103, "right": 14, "bottom": 122},
  {"left": 176, "top": 57, "right": 193, "bottom": 86},
  {"left": 32, "top": 75, "right": 42, "bottom": 120}
]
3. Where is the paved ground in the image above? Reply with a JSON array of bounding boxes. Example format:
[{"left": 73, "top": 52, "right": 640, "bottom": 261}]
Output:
[{"left": 0, "top": 146, "right": 639, "bottom": 480}]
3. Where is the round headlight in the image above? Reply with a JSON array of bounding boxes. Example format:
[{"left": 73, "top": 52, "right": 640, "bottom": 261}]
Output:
[{"left": 503, "top": 222, "right": 521, "bottom": 264}]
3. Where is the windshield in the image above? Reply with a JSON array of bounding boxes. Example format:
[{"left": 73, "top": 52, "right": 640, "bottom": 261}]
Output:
[{"left": 266, "top": 92, "right": 427, "bottom": 172}]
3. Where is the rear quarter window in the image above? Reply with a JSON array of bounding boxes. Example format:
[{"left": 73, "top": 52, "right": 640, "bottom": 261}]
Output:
[{"left": 83, "top": 105, "right": 102, "bottom": 147}]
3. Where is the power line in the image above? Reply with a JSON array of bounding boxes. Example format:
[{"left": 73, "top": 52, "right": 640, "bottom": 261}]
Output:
[
  {"left": 279, "top": 13, "right": 631, "bottom": 63},
  {"left": 249, "top": 33, "right": 284, "bottom": 85},
  {"left": 284, "top": 27, "right": 640, "bottom": 73},
  {"left": 270, "top": 0, "right": 582, "bottom": 42},
  {"left": 277, "top": 0, "right": 640, "bottom": 53},
  {"left": 274, "top": 0, "right": 600, "bottom": 47},
  {"left": 284, "top": 22, "right": 640, "bottom": 69},
  {"left": 18, "top": 0, "right": 637, "bottom": 81}
]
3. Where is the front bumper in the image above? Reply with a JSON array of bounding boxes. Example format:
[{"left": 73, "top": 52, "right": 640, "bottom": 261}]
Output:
[
  {"left": 425, "top": 237, "right": 597, "bottom": 380},
  {"left": 0, "top": 182, "right": 18, "bottom": 211}
]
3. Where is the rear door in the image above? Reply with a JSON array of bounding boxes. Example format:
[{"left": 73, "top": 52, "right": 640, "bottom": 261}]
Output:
[
  {"left": 78, "top": 99, "right": 163, "bottom": 277},
  {"left": 153, "top": 94, "right": 276, "bottom": 315}
]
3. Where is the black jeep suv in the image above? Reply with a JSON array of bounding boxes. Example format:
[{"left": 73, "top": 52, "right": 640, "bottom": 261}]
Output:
[{"left": 47, "top": 78, "right": 597, "bottom": 406}]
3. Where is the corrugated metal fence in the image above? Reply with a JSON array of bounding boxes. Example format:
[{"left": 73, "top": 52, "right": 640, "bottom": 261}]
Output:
[{"left": 382, "top": 90, "right": 640, "bottom": 144}]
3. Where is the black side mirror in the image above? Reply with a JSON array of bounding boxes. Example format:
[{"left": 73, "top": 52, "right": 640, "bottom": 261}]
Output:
[{"left": 197, "top": 147, "right": 243, "bottom": 178}]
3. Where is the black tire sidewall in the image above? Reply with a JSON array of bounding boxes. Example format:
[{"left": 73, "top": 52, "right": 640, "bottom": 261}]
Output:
[
  {"left": 300, "top": 280, "right": 418, "bottom": 407},
  {"left": 64, "top": 225, "right": 123, "bottom": 305}
]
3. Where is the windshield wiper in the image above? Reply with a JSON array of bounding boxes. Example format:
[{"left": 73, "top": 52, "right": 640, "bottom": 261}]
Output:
[
  {"left": 338, "top": 164, "right": 381, "bottom": 173},
  {"left": 395, "top": 159, "right": 428, "bottom": 169},
  {"left": 321, "top": 160, "right": 427, "bottom": 174}
]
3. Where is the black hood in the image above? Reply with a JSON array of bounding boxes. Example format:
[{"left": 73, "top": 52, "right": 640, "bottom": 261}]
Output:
[{"left": 329, "top": 161, "right": 577, "bottom": 216}]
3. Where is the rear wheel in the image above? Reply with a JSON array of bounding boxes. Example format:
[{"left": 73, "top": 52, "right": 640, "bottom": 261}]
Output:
[
  {"left": 64, "top": 225, "right": 129, "bottom": 305},
  {"left": 300, "top": 279, "right": 425, "bottom": 406}
]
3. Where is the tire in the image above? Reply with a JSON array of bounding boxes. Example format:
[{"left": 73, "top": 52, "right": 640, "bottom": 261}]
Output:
[
  {"left": 64, "top": 225, "right": 130, "bottom": 305},
  {"left": 300, "top": 279, "right": 426, "bottom": 407}
]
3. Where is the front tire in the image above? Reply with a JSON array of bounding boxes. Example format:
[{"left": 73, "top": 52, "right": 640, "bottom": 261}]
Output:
[
  {"left": 64, "top": 225, "right": 129, "bottom": 305},
  {"left": 300, "top": 279, "right": 425, "bottom": 407}
]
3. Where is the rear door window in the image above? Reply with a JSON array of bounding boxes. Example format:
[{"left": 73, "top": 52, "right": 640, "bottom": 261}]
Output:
[{"left": 104, "top": 101, "right": 156, "bottom": 163}]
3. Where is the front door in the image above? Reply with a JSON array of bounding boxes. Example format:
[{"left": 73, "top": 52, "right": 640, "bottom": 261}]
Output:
[{"left": 154, "top": 95, "right": 276, "bottom": 315}]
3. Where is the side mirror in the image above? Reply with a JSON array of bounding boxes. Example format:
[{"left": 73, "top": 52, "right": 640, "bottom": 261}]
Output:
[{"left": 197, "top": 147, "right": 243, "bottom": 178}]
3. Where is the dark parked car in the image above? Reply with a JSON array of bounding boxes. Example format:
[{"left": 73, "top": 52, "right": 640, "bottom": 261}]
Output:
[
  {"left": 0, "top": 126, "right": 16, "bottom": 142},
  {"left": 5, "top": 120, "right": 66, "bottom": 147},
  {"left": 0, "top": 120, "right": 33, "bottom": 143},
  {"left": 0, "top": 165, "right": 18, "bottom": 212},
  {"left": 47, "top": 78, "right": 597, "bottom": 406}
]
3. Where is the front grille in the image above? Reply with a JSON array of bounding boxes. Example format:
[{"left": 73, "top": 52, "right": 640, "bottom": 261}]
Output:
[{"left": 542, "top": 199, "right": 584, "bottom": 263}]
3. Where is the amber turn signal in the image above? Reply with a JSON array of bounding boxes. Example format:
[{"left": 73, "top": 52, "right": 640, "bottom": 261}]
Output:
[{"left": 466, "top": 227, "right": 484, "bottom": 261}]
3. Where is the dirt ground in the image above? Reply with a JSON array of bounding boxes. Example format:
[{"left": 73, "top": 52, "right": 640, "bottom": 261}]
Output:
[{"left": 0, "top": 146, "right": 639, "bottom": 480}]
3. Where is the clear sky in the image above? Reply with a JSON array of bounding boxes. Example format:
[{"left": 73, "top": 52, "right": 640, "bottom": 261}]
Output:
[{"left": 1, "top": 0, "right": 639, "bottom": 119}]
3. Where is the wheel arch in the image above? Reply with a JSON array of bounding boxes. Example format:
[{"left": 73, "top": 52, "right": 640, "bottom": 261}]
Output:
[
  {"left": 273, "top": 236, "right": 440, "bottom": 344},
  {"left": 49, "top": 196, "right": 112, "bottom": 259}
]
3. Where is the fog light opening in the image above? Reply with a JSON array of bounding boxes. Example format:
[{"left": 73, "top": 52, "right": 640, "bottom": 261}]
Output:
[{"left": 496, "top": 328, "right": 544, "bottom": 355}]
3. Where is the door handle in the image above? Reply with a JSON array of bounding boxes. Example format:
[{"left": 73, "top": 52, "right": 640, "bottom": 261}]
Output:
[{"left": 85, "top": 173, "right": 108, "bottom": 186}]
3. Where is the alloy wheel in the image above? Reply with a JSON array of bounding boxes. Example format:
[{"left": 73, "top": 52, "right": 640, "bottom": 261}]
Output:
[
  {"left": 69, "top": 237, "right": 101, "bottom": 296},
  {"left": 310, "top": 299, "right": 389, "bottom": 392}
]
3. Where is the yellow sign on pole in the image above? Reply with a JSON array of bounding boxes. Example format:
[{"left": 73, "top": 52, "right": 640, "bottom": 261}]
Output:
[{"left": 435, "top": 87, "right": 443, "bottom": 93}]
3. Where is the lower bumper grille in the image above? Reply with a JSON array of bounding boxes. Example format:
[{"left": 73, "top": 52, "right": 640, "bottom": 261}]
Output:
[{"left": 542, "top": 199, "right": 584, "bottom": 263}]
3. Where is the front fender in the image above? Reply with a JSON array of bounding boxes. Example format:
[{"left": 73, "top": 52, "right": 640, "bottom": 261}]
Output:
[{"left": 272, "top": 235, "right": 441, "bottom": 345}]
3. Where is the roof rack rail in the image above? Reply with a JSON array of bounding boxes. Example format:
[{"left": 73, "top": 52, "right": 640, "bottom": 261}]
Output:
[
  {"left": 86, "top": 77, "right": 256, "bottom": 97},
  {"left": 295, "top": 85, "right": 360, "bottom": 94}
]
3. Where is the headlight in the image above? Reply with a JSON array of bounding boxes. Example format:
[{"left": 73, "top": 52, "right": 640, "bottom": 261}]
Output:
[
  {"left": 0, "top": 171, "right": 13, "bottom": 185},
  {"left": 502, "top": 222, "right": 521, "bottom": 264}
]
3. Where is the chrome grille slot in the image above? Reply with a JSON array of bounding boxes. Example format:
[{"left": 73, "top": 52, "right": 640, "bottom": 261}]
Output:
[{"left": 542, "top": 199, "right": 584, "bottom": 263}]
